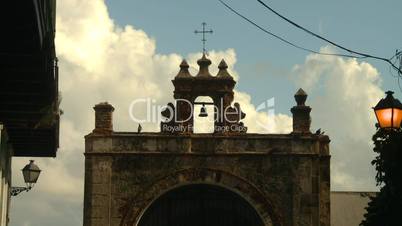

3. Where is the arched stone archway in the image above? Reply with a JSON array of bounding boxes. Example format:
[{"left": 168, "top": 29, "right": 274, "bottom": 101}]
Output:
[
  {"left": 138, "top": 184, "right": 264, "bottom": 226},
  {"left": 119, "top": 168, "right": 283, "bottom": 226},
  {"left": 85, "top": 55, "right": 331, "bottom": 226}
]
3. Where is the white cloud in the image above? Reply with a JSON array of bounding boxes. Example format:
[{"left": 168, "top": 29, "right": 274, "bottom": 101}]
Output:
[
  {"left": 235, "top": 91, "right": 292, "bottom": 133},
  {"left": 9, "top": 1, "right": 386, "bottom": 225},
  {"left": 9, "top": 0, "right": 291, "bottom": 225},
  {"left": 293, "top": 46, "right": 384, "bottom": 191}
]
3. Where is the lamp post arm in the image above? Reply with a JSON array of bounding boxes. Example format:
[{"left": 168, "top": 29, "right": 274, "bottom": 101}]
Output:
[{"left": 10, "top": 186, "right": 31, "bottom": 196}]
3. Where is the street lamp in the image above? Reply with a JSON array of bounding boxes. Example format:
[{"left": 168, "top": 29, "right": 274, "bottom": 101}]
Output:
[
  {"left": 10, "top": 160, "right": 41, "bottom": 196},
  {"left": 373, "top": 91, "right": 402, "bottom": 129},
  {"left": 362, "top": 91, "right": 402, "bottom": 225}
]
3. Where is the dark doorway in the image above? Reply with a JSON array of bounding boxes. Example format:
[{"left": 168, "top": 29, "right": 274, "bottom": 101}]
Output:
[{"left": 138, "top": 184, "right": 265, "bottom": 226}]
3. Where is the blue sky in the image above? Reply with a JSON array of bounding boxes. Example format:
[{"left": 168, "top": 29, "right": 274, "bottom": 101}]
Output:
[
  {"left": 8, "top": 1, "right": 402, "bottom": 226},
  {"left": 106, "top": 0, "right": 402, "bottom": 110}
]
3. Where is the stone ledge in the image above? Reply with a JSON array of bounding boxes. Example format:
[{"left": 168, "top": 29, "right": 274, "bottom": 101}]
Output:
[
  {"left": 84, "top": 152, "right": 330, "bottom": 157},
  {"left": 85, "top": 132, "right": 330, "bottom": 155}
]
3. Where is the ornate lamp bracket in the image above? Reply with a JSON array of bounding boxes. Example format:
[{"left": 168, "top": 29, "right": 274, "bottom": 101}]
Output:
[{"left": 10, "top": 186, "right": 32, "bottom": 196}]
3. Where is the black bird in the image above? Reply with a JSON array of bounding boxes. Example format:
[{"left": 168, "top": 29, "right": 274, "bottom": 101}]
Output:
[{"left": 138, "top": 124, "right": 142, "bottom": 133}]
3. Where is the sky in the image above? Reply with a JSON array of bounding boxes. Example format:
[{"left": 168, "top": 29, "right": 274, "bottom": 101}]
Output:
[{"left": 9, "top": 0, "right": 402, "bottom": 226}]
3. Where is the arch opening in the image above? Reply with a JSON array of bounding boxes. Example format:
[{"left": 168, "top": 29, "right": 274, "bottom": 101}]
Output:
[{"left": 137, "top": 184, "right": 265, "bottom": 226}]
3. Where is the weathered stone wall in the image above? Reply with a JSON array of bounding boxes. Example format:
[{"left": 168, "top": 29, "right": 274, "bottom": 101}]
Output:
[{"left": 84, "top": 133, "right": 330, "bottom": 226}]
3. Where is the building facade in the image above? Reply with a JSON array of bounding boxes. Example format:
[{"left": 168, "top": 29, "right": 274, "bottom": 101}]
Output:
[
  {"left": 0, "top": 1, "right": 59, "bottom": 225},
  {"left": 0, "top": 125, "right": 11, "bottom": 225},
  {"left": 330, "top": 192, "right": 377, "bottom": 226},
  {"left": 84, "top": 55, "right": 331, "bottom": 226}
]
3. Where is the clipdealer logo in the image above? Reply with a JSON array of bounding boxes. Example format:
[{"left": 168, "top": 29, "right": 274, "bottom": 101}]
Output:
[
  {"left": 128, "top": 97, "right": 275, "bottom": 132},
  {"left": 255, "top": 97, "right": 275, "bottom": 132}
]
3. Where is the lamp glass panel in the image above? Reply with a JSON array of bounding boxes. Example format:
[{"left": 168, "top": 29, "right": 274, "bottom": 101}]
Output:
[
  {"left": 22, "top": 170, "right": 40, "bottom": 183},
  {"left": 22, "top": 169, "right": 30, "bottom": 183},
  {"left": 375, "top": 109, "right": 393, "bottom": 128},
  {"left": 393, "top": 108, "right": 402, "bottom": 128}
]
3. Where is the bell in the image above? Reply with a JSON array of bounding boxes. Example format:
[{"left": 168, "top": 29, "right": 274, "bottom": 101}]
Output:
[{"left": 199, "top": 105, "right": 208, "bottom": 117}]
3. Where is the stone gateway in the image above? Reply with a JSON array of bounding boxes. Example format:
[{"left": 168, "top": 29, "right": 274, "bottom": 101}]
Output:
[{"left": 83, "top": 55, "right": 331, "bottom": 226}]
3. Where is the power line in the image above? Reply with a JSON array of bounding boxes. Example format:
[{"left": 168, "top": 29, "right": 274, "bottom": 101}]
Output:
[
  {"left": 389, "top": 51, "right": 402, "bottom": 91},
  {"left": 217, "top": 0, "right": 365, "bottom": 59},
  {"left": 256, "top": 0, "right": 402, "bottom": 75},
  {"left": 218, "top": 0, "right": 402, "bottom": 90}
]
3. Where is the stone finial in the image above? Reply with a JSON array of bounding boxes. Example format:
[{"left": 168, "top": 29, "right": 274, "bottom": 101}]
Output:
[
  {"left": 196, "top": 53, "right": 212, "bottom": 77},
  {"left": 93, "top": 102, "right": 114, "bottom": 134},
  {"left": 175, "top": 60, "right": 192, "bottom": 78},
  {"left": 291, "top": 89, "right": 311, "bottom": 134},
  {"left": 218, "top": 59, "right": 228, "bottom": 69},
  {"left": 294, "top": 88, "right": 307, "bottom": 106},
  {"left": 216, "top": 59, "right": 233, "bottom": 79}
]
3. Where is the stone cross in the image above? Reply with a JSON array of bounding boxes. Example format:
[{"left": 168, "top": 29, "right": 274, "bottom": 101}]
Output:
[{"left": 194, "top": 22, "right": 213, "bottom": 54}]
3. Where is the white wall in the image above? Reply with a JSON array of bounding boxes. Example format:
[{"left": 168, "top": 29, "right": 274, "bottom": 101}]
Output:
[{"left": 0, "top": 125, "right": 12, "bottom": 226}]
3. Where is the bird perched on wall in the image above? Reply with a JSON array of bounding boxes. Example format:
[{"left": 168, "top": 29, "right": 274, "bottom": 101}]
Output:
[
  {"left": 138, "top": 124, "right": 142, "bottom": 133},
  {"left": 315, "top": 128, "right": 325, "bottom": 135}
]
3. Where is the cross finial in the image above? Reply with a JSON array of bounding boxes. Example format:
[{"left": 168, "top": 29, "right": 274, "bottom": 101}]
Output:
[{"left": 194, "top": 22, "right": 213, "bottom": 54}]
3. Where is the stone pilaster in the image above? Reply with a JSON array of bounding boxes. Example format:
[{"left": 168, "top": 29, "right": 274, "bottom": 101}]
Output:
[
  {"left": 93, "top": 102, "right": 114, "bottom": 134},
  {"left": 291, "top": 88, "right": 311, "bottom": 134}
]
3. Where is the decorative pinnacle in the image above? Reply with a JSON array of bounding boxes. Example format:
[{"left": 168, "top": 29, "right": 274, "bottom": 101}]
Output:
[
  {"left": 218, "top": 59, "right": 228, "bottom": 69},
  {"left": 294, "top": 88, "right": 308, "bottom": 106},
  {"left": 385, "top": 90, "right": 394, "bottom": 96},
  {"left": 196, "top": 53, "right": 212, "bottom": 77},
  {"left": 175, "top": 59, "right": 192, "bottom": 78},
  {"left": 217, "top": 59, "right": 233, "bottom": 79},
  {"left": 93, "top": 102, "right": 115, "bottom": 111},
  {"left": 194, "top": 22, "right": 213, "bottom": 54},
  {"left": 180, "top": 59, "right": 189, "bottom": 68}
]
